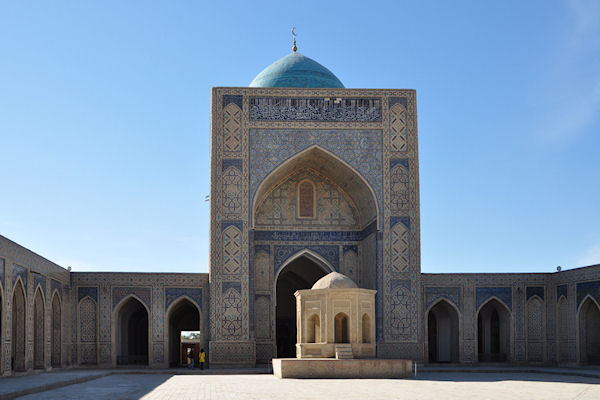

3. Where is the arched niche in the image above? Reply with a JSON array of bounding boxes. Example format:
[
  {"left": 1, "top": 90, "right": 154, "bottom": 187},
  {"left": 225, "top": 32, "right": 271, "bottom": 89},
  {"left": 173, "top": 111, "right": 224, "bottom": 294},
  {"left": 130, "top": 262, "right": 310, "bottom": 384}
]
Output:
[
  {"left": 556, "top": 296, "right": 569, "bottom": 363},
  {"left": 252, "top": 146, "right": 378, "bottom": 230},
  {"left": 33, "top": 287, "right": 45, "bottom": 369},
  {"left": 477, "top": 298, "right": 511, "bottom": 362},
  {"left": 334, "top": 313, "right": 349, "bottom": 343},
  {"left": 114, "top": 296, "right": 149, "bottom": 366},
  {"left": 51, "top": 292, "right": 62, "bottom": 368},
  {"left": 12, "top": 280, "right": 26, "bottom": 371},
  {"left": 578, "top": 296, "right": 600, "bottom": 364},
  {"left": 427, "top": 299, "right": 460, "bottom": 363},
  {"left": 275, "top": 252, "right": 331, "bottom": 358},
  {"left": 166, "top": 297, "right": 201, "bottom": 367}
]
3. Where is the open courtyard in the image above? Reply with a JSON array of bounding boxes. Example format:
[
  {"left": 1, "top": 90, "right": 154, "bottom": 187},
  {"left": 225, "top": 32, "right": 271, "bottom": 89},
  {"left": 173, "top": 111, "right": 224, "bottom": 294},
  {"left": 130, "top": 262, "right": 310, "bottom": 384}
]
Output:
[{"left": 6, "top": 370, "right": 600, "bottom": 400}]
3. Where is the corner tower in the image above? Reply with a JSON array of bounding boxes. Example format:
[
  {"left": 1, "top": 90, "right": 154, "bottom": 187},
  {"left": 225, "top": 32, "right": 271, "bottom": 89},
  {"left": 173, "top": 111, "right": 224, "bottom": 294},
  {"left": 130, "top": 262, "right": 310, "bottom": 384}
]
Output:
[{"left": 208, "top": 48, "right": 422, "bottom": 365}]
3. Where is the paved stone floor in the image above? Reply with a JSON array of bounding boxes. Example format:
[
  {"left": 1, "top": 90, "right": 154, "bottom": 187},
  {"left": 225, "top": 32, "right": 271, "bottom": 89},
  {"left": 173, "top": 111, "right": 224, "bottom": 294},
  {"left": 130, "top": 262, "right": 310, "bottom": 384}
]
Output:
[{"left": 14, "top": 371, "right": 600, "bottom": 400}]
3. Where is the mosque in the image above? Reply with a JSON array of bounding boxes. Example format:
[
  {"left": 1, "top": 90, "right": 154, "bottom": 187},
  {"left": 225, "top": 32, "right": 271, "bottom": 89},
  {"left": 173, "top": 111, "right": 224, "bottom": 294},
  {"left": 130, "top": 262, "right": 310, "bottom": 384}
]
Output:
[{"left": 1, "top": 41, "right": 599, "bottom": 375}]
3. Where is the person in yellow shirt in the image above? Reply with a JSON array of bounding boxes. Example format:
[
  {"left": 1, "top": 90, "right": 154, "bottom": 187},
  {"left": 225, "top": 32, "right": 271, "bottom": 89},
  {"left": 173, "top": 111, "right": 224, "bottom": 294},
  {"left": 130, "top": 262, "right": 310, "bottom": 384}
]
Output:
[{"left": 199, "top": 348, "right": 206, "bottom": 370}]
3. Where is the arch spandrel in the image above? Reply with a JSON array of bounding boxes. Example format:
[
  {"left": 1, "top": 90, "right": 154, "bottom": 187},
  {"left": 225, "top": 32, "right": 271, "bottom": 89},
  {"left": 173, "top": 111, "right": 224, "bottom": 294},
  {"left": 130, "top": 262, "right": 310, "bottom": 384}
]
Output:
[{"left": 252, "top": 145, "right": 378, "bottom": 229}]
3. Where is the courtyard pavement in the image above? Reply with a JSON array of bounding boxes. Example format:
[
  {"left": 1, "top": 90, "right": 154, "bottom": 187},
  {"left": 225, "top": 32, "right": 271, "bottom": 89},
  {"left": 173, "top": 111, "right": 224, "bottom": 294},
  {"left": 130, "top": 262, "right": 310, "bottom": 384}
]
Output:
[{"left": 1, "top": 367, "right": 599, "bottom": 400}]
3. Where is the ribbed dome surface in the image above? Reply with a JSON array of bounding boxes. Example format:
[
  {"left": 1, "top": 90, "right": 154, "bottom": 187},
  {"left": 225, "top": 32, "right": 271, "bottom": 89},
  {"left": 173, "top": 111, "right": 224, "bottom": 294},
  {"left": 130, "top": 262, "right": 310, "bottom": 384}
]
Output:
[
  {"left": 312, "top": 272, "right": 358, "bottom": 290},
  {"left": 249, "top": 52, "right": 344, "bottom": 88}
]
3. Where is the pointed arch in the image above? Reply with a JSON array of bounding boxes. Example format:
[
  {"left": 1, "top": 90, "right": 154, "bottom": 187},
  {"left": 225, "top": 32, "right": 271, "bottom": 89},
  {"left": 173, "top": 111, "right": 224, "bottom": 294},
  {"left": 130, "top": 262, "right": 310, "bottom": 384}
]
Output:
[
  {"left": 51, "top": 291, "right": 62, "bottom": 367},
  {"left": 165, "top": 296, "right": 201, "bottom": 367},
  {"left": 577, "top": 295, "right": 600, "bottom": 364},
  {"left": 426, "top": 298, "right": 460, "bottom": 363},
  {"left": 11, "top": 279, "right": 26, "bottom": 371},
  {"left": 112, "top": 294, "right": 150, "bottom": 366},
  {"left": 252, "top": 145, "right": 379, "bottom": 229},
  {"left": 274, "top": 249, "right": 335, "bottom": 287},
  {"left": 33, "top": 286, "right": 45, "bottom": 369},
  {"left": 476, "top": 297, "right": 512, "bottom": 362}
]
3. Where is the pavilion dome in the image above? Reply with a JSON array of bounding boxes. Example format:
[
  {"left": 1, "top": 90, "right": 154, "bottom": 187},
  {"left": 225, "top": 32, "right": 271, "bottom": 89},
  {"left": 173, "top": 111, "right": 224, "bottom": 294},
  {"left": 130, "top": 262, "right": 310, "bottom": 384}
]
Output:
[
  {"left": 312, "top": 272, "right": 358, "bottom": 290},
  {"left": 249, "top": 52, "right": 345, "bottom": 88}
]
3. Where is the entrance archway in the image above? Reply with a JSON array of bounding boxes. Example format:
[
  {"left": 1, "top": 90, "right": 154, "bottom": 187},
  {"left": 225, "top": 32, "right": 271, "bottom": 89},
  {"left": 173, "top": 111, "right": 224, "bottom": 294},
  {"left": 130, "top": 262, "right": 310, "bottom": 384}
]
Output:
[
  {"left": 116, "top": 297, "right": 149, "bottom": 365},
  {"left": 477, "top": 298, "right": 511, "bottom": 362},
  {"left": 33, "top": 288, "right": 45, "bottom": 369},
  {"left": 578, "top": 296, "right": 600, "bottom": 364},
  {"left": 12, "top": 281, "right": 26, "bottom": 371},
  {"left": 427, "top": 299, "right": 460, "bottom": 363},
  {"left": 51, "top": 293, "right": 61, "bottom": 367},
  {"left": 275, "top": 254, "right": 330, "bottom": 358},
  {"left": 167, "top": 298, "right": 200, "bottom": 367}
]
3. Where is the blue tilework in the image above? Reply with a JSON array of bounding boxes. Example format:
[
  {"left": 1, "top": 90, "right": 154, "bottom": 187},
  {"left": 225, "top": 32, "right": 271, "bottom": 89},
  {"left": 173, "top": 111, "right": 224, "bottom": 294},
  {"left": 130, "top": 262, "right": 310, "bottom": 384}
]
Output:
[
  {"left": 249, "top": 52, "right": 345, "bottom": 89},
  {"left": 12, "top": 264, "right": 27, "bottom": 293},
  {"left": 390, "top": 216, "right": 410, "bottom": 230},
  {"left": 112, "top": 286, "right": 151, "bottom": 309},
  {"left": 223, "top": 95, "right": 243, "bottom": 109},
  {"left": 425, "top": 287, "right": 461, "bottom": 310},
  {"left": 249, "top": 129, "right": 382, "bottom": 214},
  {"left": 390, "top": 159, "right": 409, "bottom": 170},
  {"left": 557, "top": 284, "right": 568, "bottom": 301},
  {"left": 78, "top": 287, "right": 98, "bottom": 303},
  {"left": 221, "top": 221, "right": 243, "bottom": 231},
  {"left": 389, "top": 97, "right": 408, "bottom": 108},
  {"left": 476, "top": 287, "right": 512, "bottom": 310},
  {"left": 576, "top": 280, "right": 600, "bottom": 307},
  {"left": 165, "top": 288, "right": 202, "bottom": 310},
  {"left": 222, "top": 281, "right": 241, "bottom": 293},
  {"left": 249, "top": 97, "right": 381, "bottom": 122},
  {"left": 51, "top": 279, "right": 62, "bottom": 296},
  {"left": 273, "top": 245, "right": 339, "bottom": 276},
  {"left": 254, "top": 245, "right": 270, "bottom": 254},
  {"left": 526, "top": 286, "right": 545, "bottom": 301},
  {"left": 33, "top": 272, "right": 46, "bottom": 293},
  {"left": 222, "top": 159, "right": 242, "bottom": 171},
  {"left": 343, "top": 245, "right": 358, "bottom": 254}
]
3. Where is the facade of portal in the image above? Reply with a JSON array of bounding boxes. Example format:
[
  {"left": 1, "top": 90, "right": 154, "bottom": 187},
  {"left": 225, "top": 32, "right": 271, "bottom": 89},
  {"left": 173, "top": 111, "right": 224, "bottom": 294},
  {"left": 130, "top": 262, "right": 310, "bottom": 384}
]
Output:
[{"left": 1, "top": 51, "right": 599, "bottom": 374}]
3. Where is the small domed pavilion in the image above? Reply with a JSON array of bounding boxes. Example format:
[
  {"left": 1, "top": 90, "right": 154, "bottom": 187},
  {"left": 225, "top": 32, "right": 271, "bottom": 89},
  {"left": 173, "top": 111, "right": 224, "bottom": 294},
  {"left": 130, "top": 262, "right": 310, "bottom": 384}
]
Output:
[{"left": 294, "top": 272, "right": 376, "bottom": 359}]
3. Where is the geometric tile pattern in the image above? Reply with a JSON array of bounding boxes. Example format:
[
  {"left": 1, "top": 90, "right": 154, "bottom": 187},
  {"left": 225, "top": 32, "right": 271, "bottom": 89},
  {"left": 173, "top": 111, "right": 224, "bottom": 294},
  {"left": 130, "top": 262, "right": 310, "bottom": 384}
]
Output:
[
  {"left": 222, "top": 225, "right": 242, "bottom": 275},
  {"left": 390, "top": 220, "right": 410, "bottom": 273},
  {"left": 526, "top": 286, "right": 544, "bottom": 301},
  {"left": 112, "top": 286, "right": 151, "bottom": 309},
  {"left": 390, "top": 161, "right": 409, "bottom": 212},
  {"left": 78, "top": 287, "right": 98, "bottom": 303},
  {"left": 222, "top": 166, "right": 242, "bottom": 215},
  {"left": 576, "top": 280, "right": 600, "bottom": 308},
  {"left": 388, "top": 280, "right": 416, "bottom": 341},
  {"left": 389, "top": 102, "right": 407, "bottom": 152},
  {"left": 165, "top": 287, "right": 203, "bottom": 311},
  {"left": 249, "top": 129, "right": 383, "bottom": 213},
  {"left": 557, "top": 284, "right": 568, "bottom": 301},
  {"left": 273, "top": 245, "right": 339, "bottom": 275},
  {"left": 221, "top": 282, "right": 242, "bottom": 338},
  {"left": 223, "top": 103, "right": 242, "bottom": 152},
  {"left": 476, "top": 287, "right": 512, "bottom": 310},
  {"left": 425, "top": 286, "right": 461, "bottom": 310}
]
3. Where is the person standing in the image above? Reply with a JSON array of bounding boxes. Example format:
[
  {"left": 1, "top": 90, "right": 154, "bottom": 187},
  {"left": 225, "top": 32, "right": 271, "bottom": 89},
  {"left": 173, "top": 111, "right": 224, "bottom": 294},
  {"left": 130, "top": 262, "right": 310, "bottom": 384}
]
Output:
[
  {"left": 199, "top": 348, "right": 206, "bottom": 370},
  {"left": 187, "top": 348, "right": 195, "bottom": 369}
]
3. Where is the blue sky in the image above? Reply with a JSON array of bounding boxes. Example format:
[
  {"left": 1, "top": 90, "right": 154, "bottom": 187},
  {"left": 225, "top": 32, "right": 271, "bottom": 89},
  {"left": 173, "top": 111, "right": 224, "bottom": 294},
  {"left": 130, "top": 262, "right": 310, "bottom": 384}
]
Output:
[{"left": 1, "top": 1, "right": 599, "bottom": 273}]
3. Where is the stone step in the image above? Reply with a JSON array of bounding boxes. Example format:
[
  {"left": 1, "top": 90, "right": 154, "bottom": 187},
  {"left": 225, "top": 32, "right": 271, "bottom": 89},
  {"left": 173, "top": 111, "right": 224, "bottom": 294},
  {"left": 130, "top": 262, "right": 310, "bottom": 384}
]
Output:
[{"left": 335, "top": 345, "right": 353, "bottom": 359}]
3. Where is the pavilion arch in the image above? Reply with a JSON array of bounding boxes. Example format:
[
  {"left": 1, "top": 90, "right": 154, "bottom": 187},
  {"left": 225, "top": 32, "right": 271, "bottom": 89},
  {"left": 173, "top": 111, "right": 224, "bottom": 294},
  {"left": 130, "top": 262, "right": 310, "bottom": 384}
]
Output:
[
  {"left": 33, "top": 286, "right": 46, "bottom": 369},
  {"left": 556, "top": 295, "right": 569, "bottom": 363},
  {"left": 252, "top": 145, "right": 379, "bottom": 229},
  {"left": 577, "top": 294, "right": 600, "bottom": 364},
  {"left": 112, "top": 294, "right": 150, "bottom": 366},
  {"left": 11, "top": 278, "right": 27, "bottom": 371},
  {"left": 275, "top": 249, "right": 333, "bottom": 358},
  {"left": 425, "top": 298, "right": 461, "bottom": 363},
  {"left": 476, "top": 297, "right": 512, "bottom": 363},
  {"left": 164, "top": 296, "right": 202, "bottom": 367},
  {"left": 334, "top": 312, "right": 350, "bottom": 343},
  {"left": 50, "top": 290, "right": 62, "bottom": 367}
]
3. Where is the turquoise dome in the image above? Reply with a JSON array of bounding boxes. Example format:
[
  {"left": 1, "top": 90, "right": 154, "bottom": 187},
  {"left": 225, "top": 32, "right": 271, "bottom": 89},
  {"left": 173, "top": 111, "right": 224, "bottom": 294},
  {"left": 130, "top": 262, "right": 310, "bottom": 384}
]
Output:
[{"left": 250, "top": 52, "right": 345, "bottom": 88}]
